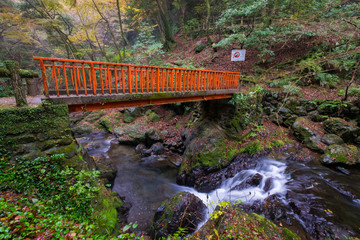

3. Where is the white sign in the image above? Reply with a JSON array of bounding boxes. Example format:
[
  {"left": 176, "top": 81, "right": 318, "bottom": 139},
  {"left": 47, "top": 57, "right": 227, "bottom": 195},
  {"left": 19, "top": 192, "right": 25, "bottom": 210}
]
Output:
[{"left": 231, "top": 50, "right": 246, "bottom": 61}]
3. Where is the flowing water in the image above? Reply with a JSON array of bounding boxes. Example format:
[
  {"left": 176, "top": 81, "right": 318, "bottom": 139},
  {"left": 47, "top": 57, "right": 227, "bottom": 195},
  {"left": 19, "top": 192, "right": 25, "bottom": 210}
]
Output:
[{"left": 78, "top": 131, "right": 360, "bottom": 238}]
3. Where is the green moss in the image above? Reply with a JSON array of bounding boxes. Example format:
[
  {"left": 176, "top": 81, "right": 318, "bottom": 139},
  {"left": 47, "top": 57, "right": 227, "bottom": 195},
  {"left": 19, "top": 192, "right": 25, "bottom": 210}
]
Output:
[
  {"left": 149, "top": 112, "right": 160, "bottom": 122},
  {"left": 194, "top": 139, "right": 237, "bottom": 170},
  {"left": 96, "top": 118, "right": 112, "bottom": 131},
  {"left": 85, "top": 111, "right": 105, "bottom": 123},
  {"left": 272, "top": 139, "right": 285, "bottom": 148},
  {"left": 0, "top": 104, "right": 69, "bottom": 138},
  {"left": 93, "top": 186, "right": 122, "bottom": 235}
]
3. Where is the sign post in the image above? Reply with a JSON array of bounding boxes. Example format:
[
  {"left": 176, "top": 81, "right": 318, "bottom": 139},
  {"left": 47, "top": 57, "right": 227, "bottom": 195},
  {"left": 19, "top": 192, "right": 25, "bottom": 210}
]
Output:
[{"left": 231, "top": 50, "right": 246, "bottom": 61}]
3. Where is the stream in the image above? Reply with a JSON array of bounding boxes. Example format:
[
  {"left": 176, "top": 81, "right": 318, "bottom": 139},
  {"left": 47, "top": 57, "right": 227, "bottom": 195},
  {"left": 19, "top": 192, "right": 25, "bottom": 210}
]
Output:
[{"left": 78, "top": 131, "right": 360, "bottom": 238}]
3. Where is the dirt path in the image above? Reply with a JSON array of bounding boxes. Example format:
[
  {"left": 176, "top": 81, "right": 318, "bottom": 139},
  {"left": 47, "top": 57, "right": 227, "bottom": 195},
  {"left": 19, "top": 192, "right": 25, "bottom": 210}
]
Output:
[{"left": 0, "top": 96, "right": 42, "bottom": 109}]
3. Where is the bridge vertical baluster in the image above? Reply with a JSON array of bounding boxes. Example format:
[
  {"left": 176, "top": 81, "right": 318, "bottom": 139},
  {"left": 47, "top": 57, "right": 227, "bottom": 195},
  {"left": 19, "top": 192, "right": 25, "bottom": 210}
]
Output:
[
  {"left": 108, "top": 65, "right": 112, "bottom": 94},
  {"left": 99, "top": 65, "right": 104, "bottom": 94},
  {"left": 156, "top": 68, "right": 160, "bottom": 92},
  {"left": 184, "top": 71, "right": 188, "bottom": 91},
  {"left": 196, "top": 71, "right": 199, "bottom": 91},
  {"left": 121, "top": 66, "right": 125, "bottom": 94},
  {"left": 197, "top": 71, "right": 201, "bottom": 91},
  {"left": 76, "top": 66, "right": 81, "bottom": 89},
  {"left": 82, "top": 63, "right": 87, "bottom": 95},
  {"left": 63, "top": 62, "right": 69, "bottom": 96},
  {"left": 146, "top": 68, "right": 149, "bottom": 93},
  {"left": 57, "top": 67, "right": 61, "bottom": 88},
  {"left": 114, "top": 66, "right": 118, "bottom": 94},
  {"left": 104, "top": 66, "right": 108, "bottom": 90},
  {"left": 90, "top": 63, "right": 96, "bottom": 95},
  {"left": 162, "top": 69, "right": 166, "bottom": 92},
  {"left": 53, "top": 62, "right": 59, "bottom": 95},
  {"left": 200, "top": 71, "right": 204, "bottom": 90},
  {"left": 88, "top": 68, "right": 92, "bottom": 90},
  {"left": 189, "top": 71, "right": 193, "bottom": 91},
  {"left": 39, "top": 59, "right": 49, "bottom": 97},
  {"left": 72, "top": 63, "right": 78, "bottom": 96},
  {"left": 203, "top": 72, "right": 207, "bottom": 90},
  {"left": 165, "top": 69, "right": 169, "bottom": 92},
  {"left": 219, "top": 73, "right": 223, "bottom": 89},
  {"left": 207, "top": 72, "right": 211, "bottom": 90},
  {"left": 134, "top": 67, "right": 138, "bottom": 93},
  {"left": 128, "top": 65, "right": 132, "bottom": 94},
  {"left": 140, "top": 68, "right": 144, "bottom": 93},
  {"left": 168, "top": 70, "right": 172, "bottom": 91},
  {"left": 50, "top": 62, "right": 55, "bottom": 88}
]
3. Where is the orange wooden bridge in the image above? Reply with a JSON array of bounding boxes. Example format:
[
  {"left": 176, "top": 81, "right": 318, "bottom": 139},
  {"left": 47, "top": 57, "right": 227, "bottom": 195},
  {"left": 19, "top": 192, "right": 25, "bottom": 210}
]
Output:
[{"left": 33, "top": 57, "right": 240, "bottom": 112}]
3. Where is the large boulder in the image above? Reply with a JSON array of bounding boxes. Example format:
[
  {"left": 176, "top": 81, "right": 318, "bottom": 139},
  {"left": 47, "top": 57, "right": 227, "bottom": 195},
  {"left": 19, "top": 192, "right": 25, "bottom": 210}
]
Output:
[
  {"left": 123, "top": 107, "right": 141, "bottom": 123},
  {"left": 323, "top": 118, "right": 360, "bottom": 142},
  {"left": 114, "top": 124, "right": 162, "bottom": 146},
  {"left": 321, "top": 144, "right": 360, "bottom": 166},
  {"left": 292, "top": 117, "right": 326, "bottom": 153},
  {"left": 194, "top": 206, "right": 299, "bottom": 240},
  {"left": 151, "top": 192, "right": 207, "bottom": 239},
  {"left": 321, "top": 134, "right": 344, "bottom": 146}
]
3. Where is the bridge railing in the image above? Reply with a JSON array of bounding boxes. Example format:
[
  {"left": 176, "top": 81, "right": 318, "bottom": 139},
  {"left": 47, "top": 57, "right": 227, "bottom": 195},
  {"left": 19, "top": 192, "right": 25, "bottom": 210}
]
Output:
[{"left": 33, "top": 57, "right": 240, "bottom": 97}]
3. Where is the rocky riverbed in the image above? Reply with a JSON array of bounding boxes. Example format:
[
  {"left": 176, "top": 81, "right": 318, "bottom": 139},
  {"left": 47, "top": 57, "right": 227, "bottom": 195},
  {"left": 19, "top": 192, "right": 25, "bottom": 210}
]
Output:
[{"left": 71, "top": 98, "right": 360, "bottom": 239}]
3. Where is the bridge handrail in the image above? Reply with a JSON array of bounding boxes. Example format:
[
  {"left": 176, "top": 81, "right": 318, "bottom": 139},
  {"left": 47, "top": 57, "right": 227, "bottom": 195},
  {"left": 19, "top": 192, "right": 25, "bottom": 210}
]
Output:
[{"left": 33, "top": 57, "right": 240, "bottom": 97}]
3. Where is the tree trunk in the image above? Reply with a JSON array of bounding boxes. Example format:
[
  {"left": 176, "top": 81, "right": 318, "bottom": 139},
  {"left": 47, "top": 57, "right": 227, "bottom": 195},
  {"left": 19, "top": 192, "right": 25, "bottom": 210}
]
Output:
[
  {"left": 92, "top": 0, "right": 122, "bottom": 61},
  {"left": 205, "top": 0, "right": 211, "bottom": 44},
  {"left": 116, "top": 0, "right": 129, "bottom": 60},
  {"left": 155, "top": 0, "right": 176, "bottom": 51},
  {"left": 4, "top": 61, "right": 27, "bottom": 107}
]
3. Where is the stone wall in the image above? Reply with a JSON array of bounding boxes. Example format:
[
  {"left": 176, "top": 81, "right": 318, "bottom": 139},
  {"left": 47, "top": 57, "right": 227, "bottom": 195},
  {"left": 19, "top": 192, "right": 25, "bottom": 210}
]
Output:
[{"left": 0, "top": 104, "right": 95, "bottom": 170}]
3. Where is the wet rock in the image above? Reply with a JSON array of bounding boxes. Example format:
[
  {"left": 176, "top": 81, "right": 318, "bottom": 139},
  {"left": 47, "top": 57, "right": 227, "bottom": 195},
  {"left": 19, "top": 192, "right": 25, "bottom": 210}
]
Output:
[
  {"left": 336, "top": 166, "right": 350, "bottom": 175},
  {"left": 167, "top": 154, "right": 183, "bottom": 167},
  {"left": 321, "top": 134, "right": 344, "bottom": 145},
  {"left": 151, "top": 192, "right": 206, "bottom": 239},
  {"left": 140, "top": 155, "right": 171, "bottom": 168},
  {"left": 135, "top": 143, "right": 146, "bottom": 153},
  {"left": 323, "top": 118, "right": 360, "bottom": 142},
  {"left": 141, "top": 149, "right": 152, "bottom": 157},
  {"left": 263, "top": 178, "right": 273, "bottom": 192},
  {"left": 321, "top": 144, "right": 360, "bottom": 166},
  {"left": 151, "top": 142, "right": 164, "bottom": 155},
  {"left": 181, "top": 153, "right": 264, "bottom": 192},
  {"left": 292, "top": 117, "right": 326, "bottom": 153},
  {"left": 231, "top": 173, "right": 263, "bottom": 191}
]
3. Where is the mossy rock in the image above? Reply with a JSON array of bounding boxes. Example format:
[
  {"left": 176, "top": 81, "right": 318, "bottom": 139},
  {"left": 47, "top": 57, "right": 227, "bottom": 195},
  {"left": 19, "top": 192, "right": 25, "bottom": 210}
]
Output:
[
  {"left": 85, "top": 111, "right": 105, "bottom": 123},
  {"left": 123, "top": 108, "right": 141, "bottom": 123},
  {"left": 72, "top": 124, "right": 95, "bottom": 136},
  {"left": 292, "top": 117, "right": 326, "bottom": 153},
  {"left": 149, "top": 112, "right": 160, "bottom": 122},
  {"left": 0, "top": 104, "right": 69, "bottom": 137},
  {"left": 321, "top": 134, "right": 344, "bottom": 146},
  {"left": 96, "top": 118, "right": 112, "bottom": 132},
  {"left": 195, "top": 44, "right": 206, "bottom": 53},
  {"left": 317, "top": 102, "right": 339, "bottom": 116},
  {"left": 323, "top": 118, "right": 360, "bottom": 142},
  {"left": 152, "top": 192, "right": 206, "bottom": 239},
  {"left": 321, "top": 144, "right": 360, "bottom": 165},
  {"left": 93, "top": 185, "right": 123, "bottom": 235},
  {"left": 193, "top": 206, "right": 299, "bottom": 240}
]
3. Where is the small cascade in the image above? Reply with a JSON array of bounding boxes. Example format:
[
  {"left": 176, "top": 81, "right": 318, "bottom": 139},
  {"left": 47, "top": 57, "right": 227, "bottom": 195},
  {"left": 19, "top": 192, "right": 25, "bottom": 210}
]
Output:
[{"left": 175, "top": 158, "right": 289, "bottom": 220}]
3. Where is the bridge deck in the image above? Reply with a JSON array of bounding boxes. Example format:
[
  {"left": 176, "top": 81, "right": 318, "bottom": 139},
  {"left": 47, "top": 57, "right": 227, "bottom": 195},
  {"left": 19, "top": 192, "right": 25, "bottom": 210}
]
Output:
[{"left": 33, "top": 57, "right": 240, "bottom": 112}]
